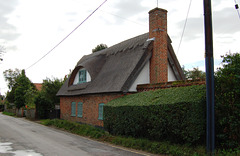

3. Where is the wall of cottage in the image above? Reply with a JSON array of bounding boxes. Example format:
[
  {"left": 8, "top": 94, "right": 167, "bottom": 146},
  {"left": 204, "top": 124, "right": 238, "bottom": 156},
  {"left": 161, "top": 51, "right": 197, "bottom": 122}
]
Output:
[
  {"left": 129, "top": 60, "right": 177, "bottom": 91},
  {"left": 168, "top": 63, "right": 177, "bottom": 82},
  {"left": 60, "top": 93, "right": 123, "bottom": 127},
  {"left": 129, "top": 61, "right": 150, "bottom": 92}
]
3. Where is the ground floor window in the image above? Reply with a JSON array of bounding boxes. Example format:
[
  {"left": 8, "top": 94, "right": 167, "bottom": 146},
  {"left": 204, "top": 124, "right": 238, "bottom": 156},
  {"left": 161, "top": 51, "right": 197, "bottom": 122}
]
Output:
[
  {"left": 71, "top": 102, "right": 76, "bottom": 116},
  {"left": 77, "top": 102, "right": 83, "bottom": 117},
  {"left": 98, "top": 103, "right": 104, "bottom": 120}
]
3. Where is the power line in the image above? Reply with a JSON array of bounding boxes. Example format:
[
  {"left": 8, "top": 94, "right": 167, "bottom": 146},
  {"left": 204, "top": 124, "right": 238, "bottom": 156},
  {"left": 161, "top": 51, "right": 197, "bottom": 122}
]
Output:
[
  {"left": 176, "top": 0, "right": 192, "bottom": 55},
  {"left": 26, "top": 0, "right": 107, "bottom": 70},
  {"left": 233, "top": 0, "right": 240, "bottom": 19},
  {"left": 100, "top": 10, "right": 147, "bottom": 27}
]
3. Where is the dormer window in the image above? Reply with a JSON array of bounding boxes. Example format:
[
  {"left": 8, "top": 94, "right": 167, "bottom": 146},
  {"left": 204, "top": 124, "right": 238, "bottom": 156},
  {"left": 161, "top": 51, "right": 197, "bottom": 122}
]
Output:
[
  {"left": 73, "top": 68, "right": 91, "bottom": 85},
  {"left": 79, "top": 69, "right": 86, "bottom": 84}
]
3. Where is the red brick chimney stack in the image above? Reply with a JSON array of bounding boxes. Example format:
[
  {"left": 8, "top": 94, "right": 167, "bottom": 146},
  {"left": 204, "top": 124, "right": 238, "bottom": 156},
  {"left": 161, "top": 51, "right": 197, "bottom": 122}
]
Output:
[{"left": 149, "top": 8, "right": 168, "bottom": 83}]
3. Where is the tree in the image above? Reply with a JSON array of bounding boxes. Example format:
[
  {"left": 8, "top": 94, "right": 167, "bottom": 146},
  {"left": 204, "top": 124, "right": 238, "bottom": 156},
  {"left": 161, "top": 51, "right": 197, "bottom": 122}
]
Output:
[
  {"left": 0, "top": 45, "right": 5, "bottom": 61},
  {"left": 14, "top": 70, "right": 33, "bottom": 109},
  {"left": 3, "top": 68, "right": 21, "bottom": 89},
  {"left": 35, "top": 77, "right": 65, "bottom": 119},
  {"left": 24, "top": 86, "right": 37, "bottom": 109},
  {"left": 41, "top": 78, "right": 64, "bottom": 106},
  {"left": 185, "top": 67, "right": 206, "bottom": 80},
  {"left": 4, "top": 69, "right": 21, "bottom": 103},
  {"left": 92, "top": 44, "right": 108, "bottom": 53},
  {"left": 215, "top": 52, "right": 240, "bottom": 148}
]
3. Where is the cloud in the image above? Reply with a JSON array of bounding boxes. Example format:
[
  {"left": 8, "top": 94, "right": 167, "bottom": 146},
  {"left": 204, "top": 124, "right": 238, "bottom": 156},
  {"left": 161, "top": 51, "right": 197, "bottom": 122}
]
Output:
[
  {"left": 0, "top": 0, "right": 20, "bottom": 42},
  {"left": 176, "top": 16, "right": 204, "bottom": 41},
  {"left": 213, "top": 7, "right": 240, "bottom": 34},
  {"left": 112, "top": 0, "right": 149, "bottom": 23},
  {"left": 175, "top": 6, "right": 240, "bottom": 42}
]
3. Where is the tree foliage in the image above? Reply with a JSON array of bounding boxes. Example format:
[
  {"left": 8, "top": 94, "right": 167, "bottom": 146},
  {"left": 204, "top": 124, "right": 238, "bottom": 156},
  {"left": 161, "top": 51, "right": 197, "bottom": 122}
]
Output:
[
  {"left": 3, "top": 68, "right": 21, "bottom": 89},
  {"left": 215, "top": 52, "right": 240, "bottom": 148},
  {"left": 35, "top": 77, "right": 65, "bottom": 119},
  {"left": 184, "top": 67, "right": 206, "bottom": 80},
  {"left": 24, "top": 86, "right": 37, "bottom": 108},
  {"left": 14, "top": 70, "right": 33, "bottom": 109},
  {"left": 0, "top": 45, "right": 5, "bottom": 61},
  {"left": 3, "top": 69, "right": 26, "bottom": 104},
  {"left": 92, "top": 44, "right": 108, "bottom": 53}
]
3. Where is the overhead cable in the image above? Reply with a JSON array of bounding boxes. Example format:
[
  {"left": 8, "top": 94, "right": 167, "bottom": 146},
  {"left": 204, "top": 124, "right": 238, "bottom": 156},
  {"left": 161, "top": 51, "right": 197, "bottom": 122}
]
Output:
[
  {"left": 26, "top": 0, "right": 107, "bottom": 70},
  {"left": 234, "top": 0, "right": 240, "bottom": 19},
  {"left": 176, "top": 0, "right": 192, "bottom": 55}
]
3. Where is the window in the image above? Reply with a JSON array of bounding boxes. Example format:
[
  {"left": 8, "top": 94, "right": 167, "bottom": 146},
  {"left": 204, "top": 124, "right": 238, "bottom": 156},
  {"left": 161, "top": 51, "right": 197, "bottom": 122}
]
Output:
[
  {"left": 77, "top": 102, "right": 83, "bottom": 117},
  {"left": 98, "top": 103, "right": 104, "bottom": 120},
  {"left": 72, "top": 68, "right": 91, "bottom": 85},
  {"left": 71, "top": 102, "right": 76, "bottom": 116},
  {"left": 79, "top": 69, "right": 86, "bottom": 84}
]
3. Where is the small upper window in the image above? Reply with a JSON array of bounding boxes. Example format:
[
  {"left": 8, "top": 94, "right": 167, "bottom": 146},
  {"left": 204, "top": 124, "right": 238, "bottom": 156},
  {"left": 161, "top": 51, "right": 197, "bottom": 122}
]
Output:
[
  {"left": 79, "top": 69, "right": 86, "bottom": 84},
  {"left": 72, "top": 68, "right": 91, "bottom": 85}
]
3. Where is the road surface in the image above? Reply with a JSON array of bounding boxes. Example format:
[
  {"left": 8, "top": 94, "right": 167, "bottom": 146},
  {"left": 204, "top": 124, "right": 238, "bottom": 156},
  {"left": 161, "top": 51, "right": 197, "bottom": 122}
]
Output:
[{"left": 0, "top": 113, "right": 151, "bottom": 156}]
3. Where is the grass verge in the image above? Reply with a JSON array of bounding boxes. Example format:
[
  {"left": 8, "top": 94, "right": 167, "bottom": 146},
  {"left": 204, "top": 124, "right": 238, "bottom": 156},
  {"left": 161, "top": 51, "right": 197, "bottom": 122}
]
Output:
[
  {"left": 2, "top": 111, "right": 15, "bottom": 116},
  {"left": 40, "top": 119, "right": 240, "bottom": 156},
  {"left": 40, "top": 119, "right": 203, "bottom": 155}
]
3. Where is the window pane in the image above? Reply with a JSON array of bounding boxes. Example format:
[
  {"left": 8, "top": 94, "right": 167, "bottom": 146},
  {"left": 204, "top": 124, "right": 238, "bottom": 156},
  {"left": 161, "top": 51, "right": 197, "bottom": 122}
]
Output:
[
  {"left": 71, "top": 102, "right": 76, "bottom": 116},
  {"left": 98, "top": 103, "right": 104, "bottom": 120},
  {"left": 77, "top": 102, "right": 83, "bottom": 117},
  {"left": 79, "top": 69, "right": 86, "bottom": 83}
]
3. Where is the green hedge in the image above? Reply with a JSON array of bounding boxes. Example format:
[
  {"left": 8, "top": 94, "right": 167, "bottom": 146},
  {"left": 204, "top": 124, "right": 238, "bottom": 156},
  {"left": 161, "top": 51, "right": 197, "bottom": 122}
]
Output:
[{"left": 104, "top": 85, "right": 206, "bottom": 145}]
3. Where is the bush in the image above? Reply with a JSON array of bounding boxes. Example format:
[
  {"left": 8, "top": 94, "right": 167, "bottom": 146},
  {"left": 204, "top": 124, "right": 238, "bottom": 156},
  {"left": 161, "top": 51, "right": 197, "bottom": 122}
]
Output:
[
  {"left": 41, "top": 119, "right": 107, "bottom": 139},
  {"left": 2, "top": 111, "right": 15, "bottom": 116},
  {"left": 104, "top": 85, "right": 206, "bottom": 145},
  {"left": 41, "top": 119, "right": 206, "bottom": 155},
  {"left": 215, "top": 53, "right": 240, "bottom": 148},
  {"left": 35, "top": 92, "right": 51, "bottom": 119}
]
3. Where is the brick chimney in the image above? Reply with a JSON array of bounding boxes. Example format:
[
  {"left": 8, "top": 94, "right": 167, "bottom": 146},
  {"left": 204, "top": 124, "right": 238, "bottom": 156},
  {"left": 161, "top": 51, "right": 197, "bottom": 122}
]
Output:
[{"left": 149, "top": 8, "right": 168, "bottom": 83}]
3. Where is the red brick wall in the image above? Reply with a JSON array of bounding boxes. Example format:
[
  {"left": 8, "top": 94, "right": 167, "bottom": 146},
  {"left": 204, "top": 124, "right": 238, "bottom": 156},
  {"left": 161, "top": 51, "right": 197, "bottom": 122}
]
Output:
[
  {"left": 60, "top": 93, "right": 123, "bottom": 127},
  {"left": 149, "top": 8, "right": 168, "bottom": 83}
]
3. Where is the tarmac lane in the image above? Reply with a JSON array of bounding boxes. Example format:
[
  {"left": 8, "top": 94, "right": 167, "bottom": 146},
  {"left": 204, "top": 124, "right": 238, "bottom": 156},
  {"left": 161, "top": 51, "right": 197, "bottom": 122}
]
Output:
[{"left": 0, "top": 113, "right": 152, "bottom": 156}]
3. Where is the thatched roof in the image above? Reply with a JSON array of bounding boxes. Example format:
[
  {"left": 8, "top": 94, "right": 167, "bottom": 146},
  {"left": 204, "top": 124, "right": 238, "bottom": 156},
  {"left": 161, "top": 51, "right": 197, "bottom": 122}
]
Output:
[{"left": 57, "top": 33, "right": 184, "bottom": 96}]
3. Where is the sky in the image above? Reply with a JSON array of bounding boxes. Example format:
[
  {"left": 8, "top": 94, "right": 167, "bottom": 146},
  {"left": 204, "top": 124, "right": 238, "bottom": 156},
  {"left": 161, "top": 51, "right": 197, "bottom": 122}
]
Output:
[{"left": 0, "top": 0, "right": 240, "bottom": 95}]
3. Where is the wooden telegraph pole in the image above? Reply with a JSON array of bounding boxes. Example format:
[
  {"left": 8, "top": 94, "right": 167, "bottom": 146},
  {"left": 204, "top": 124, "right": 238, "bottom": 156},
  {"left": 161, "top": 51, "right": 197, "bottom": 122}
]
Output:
[{"left": 203, "top": 0, "right": 215, "bottom": 155}]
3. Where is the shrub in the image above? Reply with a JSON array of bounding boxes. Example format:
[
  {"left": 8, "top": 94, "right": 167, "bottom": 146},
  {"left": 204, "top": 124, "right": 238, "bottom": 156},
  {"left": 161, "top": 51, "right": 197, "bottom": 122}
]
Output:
[
  {"left": 41, "top": 119, "right": 107, "bottom": 139},
  {"left": 35, "top": 92, "right": 51, "bottom": 119},
  {"left": 215, "top": 53, "right": 240, "bottom": 148},
  {"left": 41, "top": 119, "right": 207, "bottom": 155},
  {"left": 104, "top": 85, "right": 206, "bottom": 145},
  {"left": 2, "top": 111, "right": 15, "bottom": 116}
]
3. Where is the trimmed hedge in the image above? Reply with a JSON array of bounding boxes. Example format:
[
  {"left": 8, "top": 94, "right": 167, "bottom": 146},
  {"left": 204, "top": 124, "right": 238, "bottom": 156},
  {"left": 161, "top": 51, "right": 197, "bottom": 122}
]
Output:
[{"left": 104, "top": 85, "right": 206, "bottom": 145}]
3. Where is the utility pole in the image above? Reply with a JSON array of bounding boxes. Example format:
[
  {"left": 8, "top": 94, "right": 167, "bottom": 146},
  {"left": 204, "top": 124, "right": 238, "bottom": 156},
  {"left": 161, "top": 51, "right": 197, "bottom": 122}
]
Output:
[{"left": 203, "top": 0, "right": 215, "bottom": 155}]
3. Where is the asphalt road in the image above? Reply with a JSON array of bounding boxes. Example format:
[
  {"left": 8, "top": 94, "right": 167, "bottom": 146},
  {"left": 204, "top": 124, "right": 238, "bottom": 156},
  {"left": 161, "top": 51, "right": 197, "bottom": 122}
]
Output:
[{"left": 0, "top": 113, "right": 152, "bottom": 156}]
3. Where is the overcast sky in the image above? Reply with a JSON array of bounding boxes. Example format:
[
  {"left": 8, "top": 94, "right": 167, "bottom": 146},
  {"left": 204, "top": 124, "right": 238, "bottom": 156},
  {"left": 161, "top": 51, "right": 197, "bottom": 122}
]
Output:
[{"left": 0, "top": 0, "right": 240, "bottom": 95}]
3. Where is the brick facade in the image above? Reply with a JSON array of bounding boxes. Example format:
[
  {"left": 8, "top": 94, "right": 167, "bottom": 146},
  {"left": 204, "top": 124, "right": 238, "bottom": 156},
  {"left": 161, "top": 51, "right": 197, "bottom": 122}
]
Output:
[
  {"left": 149, "top": 8, "right": 168, "bottom": 83},
  {"left": 60, "top": 93, "right": 123, "bottom": 127}
]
